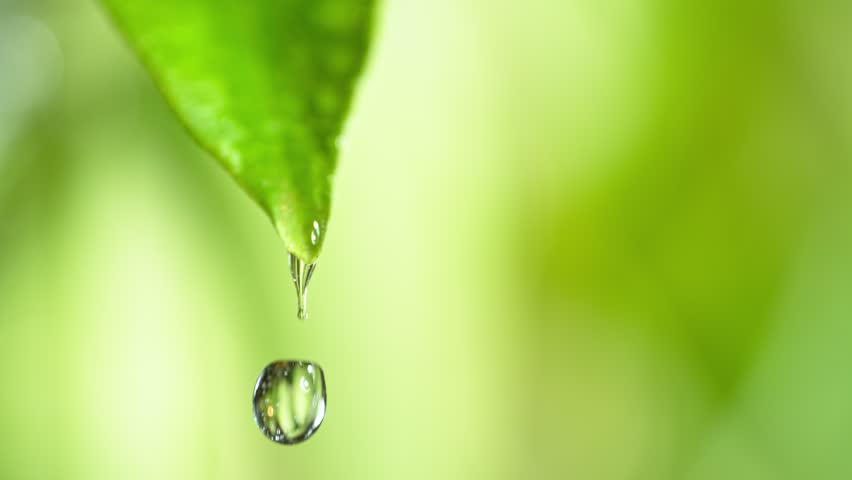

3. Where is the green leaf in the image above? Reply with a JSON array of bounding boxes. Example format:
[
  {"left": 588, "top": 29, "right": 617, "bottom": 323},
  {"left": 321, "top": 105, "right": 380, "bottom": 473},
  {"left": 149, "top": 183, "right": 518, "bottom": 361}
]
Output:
[{"left": 102, "top": 0, "right": 373, "bottom": 263}]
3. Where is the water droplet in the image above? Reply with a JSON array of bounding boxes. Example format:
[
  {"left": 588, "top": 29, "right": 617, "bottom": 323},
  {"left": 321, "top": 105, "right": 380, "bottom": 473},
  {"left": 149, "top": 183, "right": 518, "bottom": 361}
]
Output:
[
  {"left": 253, "top": 360, "right": 327, "bottom": 445},
  {"left": 310, "top": 220, "right": 321, "bottom": 245},
  {"left": 289, "top": 253, "right": 317, "bottom": 320}
]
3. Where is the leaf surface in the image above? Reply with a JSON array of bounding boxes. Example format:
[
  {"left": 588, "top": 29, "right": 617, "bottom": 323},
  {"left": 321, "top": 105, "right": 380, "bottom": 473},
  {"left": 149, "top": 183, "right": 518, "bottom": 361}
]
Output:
[{"left": 104, "top": 0, "right": 373, "bottom": 262}]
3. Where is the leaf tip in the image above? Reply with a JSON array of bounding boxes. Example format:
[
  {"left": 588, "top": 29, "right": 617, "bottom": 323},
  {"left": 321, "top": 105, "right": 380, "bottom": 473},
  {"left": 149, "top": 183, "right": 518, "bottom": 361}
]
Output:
[{"left": 274, "top": 215, "right": 326, "bottom": 265}]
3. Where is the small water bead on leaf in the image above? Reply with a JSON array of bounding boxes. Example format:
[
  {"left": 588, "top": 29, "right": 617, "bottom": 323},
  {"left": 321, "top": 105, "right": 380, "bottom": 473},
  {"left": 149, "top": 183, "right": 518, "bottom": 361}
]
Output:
[
  {"left": 310, "top": 220, "right": 321, "bottom": 245},
  {"left": 253, "top": 360, "right": 327, "bottom": 445}
]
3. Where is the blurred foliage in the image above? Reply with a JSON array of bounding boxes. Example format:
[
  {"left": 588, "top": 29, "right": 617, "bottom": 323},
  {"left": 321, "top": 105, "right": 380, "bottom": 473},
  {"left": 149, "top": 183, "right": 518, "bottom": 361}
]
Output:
[{"left": 0, "top": 0, "right": 851, "bottom": 479}]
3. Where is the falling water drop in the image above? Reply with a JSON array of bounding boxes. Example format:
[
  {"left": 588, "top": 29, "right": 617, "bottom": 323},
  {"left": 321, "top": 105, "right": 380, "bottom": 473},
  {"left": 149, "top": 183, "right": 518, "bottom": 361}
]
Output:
[
  {"left": 253, "top": 360, "right": 327, "bottom": 445},
  {"left": 289, "top": 253, "right": 317, "bottom": 320}
]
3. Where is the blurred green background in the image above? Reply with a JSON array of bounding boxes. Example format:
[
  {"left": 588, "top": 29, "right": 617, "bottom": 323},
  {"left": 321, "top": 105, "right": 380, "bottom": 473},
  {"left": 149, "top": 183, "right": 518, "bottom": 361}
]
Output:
[{"left": 1, "top": 0, "right": 851, "bottom": 479}]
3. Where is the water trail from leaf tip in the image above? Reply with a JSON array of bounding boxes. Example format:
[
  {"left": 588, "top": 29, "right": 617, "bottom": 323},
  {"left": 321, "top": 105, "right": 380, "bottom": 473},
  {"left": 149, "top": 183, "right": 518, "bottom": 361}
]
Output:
[{"left": 289, "top": 252, "right": 317, "bottom": 321}]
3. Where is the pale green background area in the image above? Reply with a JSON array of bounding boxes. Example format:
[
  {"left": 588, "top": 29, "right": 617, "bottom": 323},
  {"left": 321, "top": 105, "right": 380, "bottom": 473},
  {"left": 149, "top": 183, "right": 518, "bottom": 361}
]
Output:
[{"left": 1, "top": 1, "right": 851, "bottom": 479}]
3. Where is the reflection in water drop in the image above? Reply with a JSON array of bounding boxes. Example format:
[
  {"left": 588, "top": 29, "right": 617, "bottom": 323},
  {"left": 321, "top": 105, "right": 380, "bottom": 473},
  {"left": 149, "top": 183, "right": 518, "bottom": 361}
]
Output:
[
  {"left": 253, "top": 360, "right": 326, "bottom": 445},
  {"left": 289, "top": 253, "right": 317, "bottom": 320}
]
